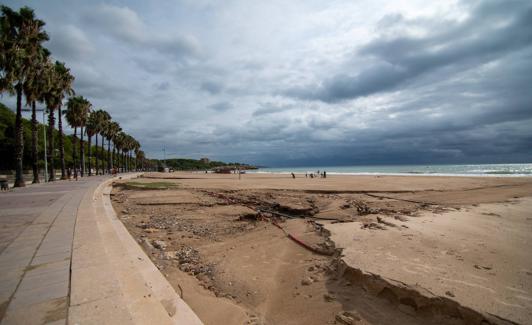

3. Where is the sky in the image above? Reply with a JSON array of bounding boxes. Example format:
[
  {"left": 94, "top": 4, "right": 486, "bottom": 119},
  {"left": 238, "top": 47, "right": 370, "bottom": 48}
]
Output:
[{"left": 2, "top": 0, "right": 532, "bottom": 166}]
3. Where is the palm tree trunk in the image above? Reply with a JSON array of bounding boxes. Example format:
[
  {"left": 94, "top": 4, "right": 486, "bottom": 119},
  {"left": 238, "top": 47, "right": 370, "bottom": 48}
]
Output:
[
  {"left": 72, "top": 127, "right": 77, "bottom": 174},
  {"left": 58, "top": 105, "right": 67, "bottom": 180},
  {"left": 47, "top": 108, "right": 55, "bottom": 182},
  {"left": 80, "top": 126, "right": 85, "bottom": 177},
  {"left": 112, "top": 143, "right": 116, "bottom": 172},
  {"left": 95, "top": 134, "right": 99, "bottom": 175},
  {"left": 100, "top": 135, "right": 105, "bottom": 174},
  {"left": 31, "top": 101, "right": 39, "bottom": 184},
  {"left": 88, "top": 135, "right": 92, "bottom": 176},
  {"left": 107, "top": 138, "right": 111, "bottom": 174},
  {"left": 14, "top": 84, "right": 25, "bottom": 187}
]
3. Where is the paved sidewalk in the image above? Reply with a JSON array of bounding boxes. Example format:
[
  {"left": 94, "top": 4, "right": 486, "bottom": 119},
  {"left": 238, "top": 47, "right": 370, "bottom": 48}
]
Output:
[{"left": 0, "top": 175, "right": 202, "bottom": 325}]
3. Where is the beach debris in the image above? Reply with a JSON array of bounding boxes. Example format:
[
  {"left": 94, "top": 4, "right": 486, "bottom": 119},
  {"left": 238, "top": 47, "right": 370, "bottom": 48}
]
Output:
[
  {"left": 335, "top": 311, "right": 361, "bottom": 324},
  {"left": 152, "top": 240, "right": 167, "bottom": 250},
  {"left": 301, "top": 277, "right": 313, "bottom": 285},
  {"left": 274, "top": 197, "right": 317, "bottom": 216},
  {"left": 176, "top": 246, "right": 200, "bottom": 264},
  {"left": 362, "top": 222, "right": 386, "bottom": 230},
  {"left": 377, "top": 216, "right": 398, "bottom": 228},
  {"left": 474, "top": 264, "right": 493, "bottom": 270},
  {"left": 323, "top": 293, "right": 336, "bottom": 302},
  {"left": 393, "top": 215, "right": 409, "bottom": 222},
  {"left": 141, "top": 238, "right": 153, "bottom": 249},
  {"left": 352, "top": 201, "right": 372, "bottom": 215},
  {"left": 445, "top": 290, "right": 455, "bottom": 297},
  {"left": 161, "top": 251, "right": 177, "bottom": 260}
]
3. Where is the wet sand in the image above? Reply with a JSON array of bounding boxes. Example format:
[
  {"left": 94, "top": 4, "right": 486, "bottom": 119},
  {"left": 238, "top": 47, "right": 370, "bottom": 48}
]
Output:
[{"left": 111, "top": 172, "right": 532, "bottom": 325}]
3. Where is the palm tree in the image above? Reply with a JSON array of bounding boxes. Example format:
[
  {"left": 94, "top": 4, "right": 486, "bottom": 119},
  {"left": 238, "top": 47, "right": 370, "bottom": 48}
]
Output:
[
  {"left": 111, "top": 122, "right": 122, "bottom": 171},
  {"left": 65, "top": 96, "right": 91, "bottom": 177},
  {"left": 79, "top": 99, "right": 92, "bottom": 177},
  {"left": 114, "top": 131, "right": 126, "bottom": 172},
  {"left": 65, "top": 96, "right": 91, "bottom": 176},
  {"left": 99, "top": 112, "right": 110, "bottom": 174},
  {"left": 0, "top": 5, "right": 49, "bottom": 187},
  {"left": 123, "top": 135, "right": 137, "bottom": 172},
  {"left": 53, "top": 62, "right": 74, "bottom": 180},
  {"left": 85, "top": 112, "right": 98, "bottom": 176},
  {"left": 91, "top": 109, "right": 109, "bottom": 175},
  {"left": 65, "top": 98, "right": 79, "bottom": 173},
  {"left": 104, "top": 121, "right": 120, "bottom": 173},
  {"left": 136, "top": 150, "right": 145, "bottom": 171},
  {"left": 43, "top": 61, "right": 74, "bottom": 181},
  {"left": 23, "top": 47, "right": 50, "bottom": 183},
  {"left": 132, "top": 138, "right": 140, "bottom": 171}
]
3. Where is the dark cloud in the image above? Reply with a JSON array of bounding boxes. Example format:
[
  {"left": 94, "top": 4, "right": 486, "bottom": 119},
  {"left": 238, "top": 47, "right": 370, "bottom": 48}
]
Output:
[
  {"left": 83, "top": 4, "right": 202, "bottom": 61},
  {"left": 289, "top": 0, "right": 532, "bottom": 103},
  {"left": 200, "top": 80, "right": 224, "bottom": 94},
  {"left": 2, "top": 0, "right": 531, "bottom": 166},
  {"left": 46, "top": 24, "right": 93, "bottom": 61},
  {"left": 208, "top": 102, "right": 232, "bottom": 112}
]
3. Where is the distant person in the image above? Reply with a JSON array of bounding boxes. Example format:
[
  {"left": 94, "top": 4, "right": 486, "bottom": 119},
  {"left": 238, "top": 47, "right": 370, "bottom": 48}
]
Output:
[
  {"left": 291, "top": 172, "right": 296, "bottom": 179},
  {"left": 67, "top": 168, "right": 72, "bottom": 180},
  {"left": 323, "top": 171, "right": 326, "bottom": 178},
  {"left": 310, "top": 173, "right": 314, "bottom": 178},
  {"left": 74, "top": 168, "right": 78, "bottom": 181},
  {"left": 305, "top": 172, "right": 308, "bottom": 178}
]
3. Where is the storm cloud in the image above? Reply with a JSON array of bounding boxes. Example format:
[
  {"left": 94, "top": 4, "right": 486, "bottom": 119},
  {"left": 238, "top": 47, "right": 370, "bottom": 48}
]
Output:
[{"left": 3, "top": 0, "right": 532, "bottom": 166}]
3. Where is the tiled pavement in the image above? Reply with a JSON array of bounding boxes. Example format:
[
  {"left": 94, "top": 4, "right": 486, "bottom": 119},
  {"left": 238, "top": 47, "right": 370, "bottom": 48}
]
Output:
[
  {"left": 0, "top": 175, "right": 203, "bottom": 325},
  {"left": 0, "top": 177, "right": 105, "bottom": 324}
]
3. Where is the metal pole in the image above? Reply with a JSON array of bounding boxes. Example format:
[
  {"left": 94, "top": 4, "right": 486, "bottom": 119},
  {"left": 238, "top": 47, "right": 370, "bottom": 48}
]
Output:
[{"left": 43, "top": 109, "right": 48, "bottom": 182}]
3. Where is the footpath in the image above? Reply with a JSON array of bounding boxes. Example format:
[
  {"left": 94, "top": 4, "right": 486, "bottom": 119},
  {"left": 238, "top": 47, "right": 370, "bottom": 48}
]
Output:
[{"left": 0, "top": 174, "right": 202, "bottom": 325}]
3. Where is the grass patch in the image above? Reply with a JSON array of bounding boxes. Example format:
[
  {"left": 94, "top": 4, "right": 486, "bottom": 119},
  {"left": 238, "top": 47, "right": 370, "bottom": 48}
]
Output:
[{"left": 121, "top": 181, "right": 178, "bottom": 190}]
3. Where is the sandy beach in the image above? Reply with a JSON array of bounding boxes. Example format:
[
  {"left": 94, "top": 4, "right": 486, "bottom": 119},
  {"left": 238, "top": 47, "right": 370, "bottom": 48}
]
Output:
[{"left": 111, "top": 172, "right": 532, "bottom": 325}]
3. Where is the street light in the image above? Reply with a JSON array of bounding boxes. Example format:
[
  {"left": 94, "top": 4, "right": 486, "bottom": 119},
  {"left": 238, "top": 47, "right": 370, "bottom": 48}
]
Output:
[{"left": 22, "top": 107, "right": 48, "bottom": 182}]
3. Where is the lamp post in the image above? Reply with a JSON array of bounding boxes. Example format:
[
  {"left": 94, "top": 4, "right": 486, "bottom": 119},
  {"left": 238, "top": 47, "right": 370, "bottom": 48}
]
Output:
[{"left": 22, "top": 107, "right": 48, "bottom": 182}]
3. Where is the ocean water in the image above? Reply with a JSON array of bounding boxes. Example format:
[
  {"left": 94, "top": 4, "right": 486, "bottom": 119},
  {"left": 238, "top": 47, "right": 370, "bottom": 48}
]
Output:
[{"left": 251, "top": 163, "right": 532, "bottom": 177}]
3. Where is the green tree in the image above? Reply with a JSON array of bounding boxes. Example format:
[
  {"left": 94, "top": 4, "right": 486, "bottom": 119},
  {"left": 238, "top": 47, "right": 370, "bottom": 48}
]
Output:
[
  {"left": 23, "top": 46, "right": 50, "bottom": 183},
  {"left": 91, "top": 109, "right": 109, "bottom": 175},
  {"left": 65, "top": 96, "right": 91, "bottom": 176},
  {"left": 0, "top": 5, "right": 49, "bottom": 187},
  {"left": 44, "top": 61, "right": 74, "bottom": 181},
  {"left": 85, "top": 111, "right": 97, "bottom": 176},
  {"left": 104, "top": 121, "right": 120, "bottom": 172}
]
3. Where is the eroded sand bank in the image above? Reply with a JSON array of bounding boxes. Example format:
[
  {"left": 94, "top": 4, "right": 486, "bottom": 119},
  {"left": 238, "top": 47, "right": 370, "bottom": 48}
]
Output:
[{"left": 111, "top": 172, "right": 532, "bottom": 325}]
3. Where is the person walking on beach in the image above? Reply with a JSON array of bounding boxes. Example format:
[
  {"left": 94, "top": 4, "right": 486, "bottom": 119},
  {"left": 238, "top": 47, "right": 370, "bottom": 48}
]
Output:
[
  {"left": 291, "top": 172, "right": 296, "bottom": 179},
  {"left": 323, "top": 171, "right": 326, "bottom": 178}
]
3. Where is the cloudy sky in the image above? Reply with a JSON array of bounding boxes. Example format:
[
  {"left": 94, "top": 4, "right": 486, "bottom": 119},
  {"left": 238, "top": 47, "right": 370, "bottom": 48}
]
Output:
[{"left": 3, "top": 0, "right": 532, "bottom": 166}]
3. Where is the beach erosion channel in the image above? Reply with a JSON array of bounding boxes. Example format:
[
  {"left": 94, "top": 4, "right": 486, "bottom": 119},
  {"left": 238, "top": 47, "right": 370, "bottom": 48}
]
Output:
[{"left": 110, "top": 172, "right": 532, "bottom": 325}]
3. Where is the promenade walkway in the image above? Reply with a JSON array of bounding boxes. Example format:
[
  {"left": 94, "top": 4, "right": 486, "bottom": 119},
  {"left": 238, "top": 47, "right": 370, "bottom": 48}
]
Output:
[{"left": 0, "top": 175, "right": 202, "bottom": 325}]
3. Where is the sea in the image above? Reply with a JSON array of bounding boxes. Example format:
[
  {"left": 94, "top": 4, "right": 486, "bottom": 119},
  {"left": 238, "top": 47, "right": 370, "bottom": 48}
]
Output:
[{"left": 250, "top": 163, "right": 532, "bottom": 177}]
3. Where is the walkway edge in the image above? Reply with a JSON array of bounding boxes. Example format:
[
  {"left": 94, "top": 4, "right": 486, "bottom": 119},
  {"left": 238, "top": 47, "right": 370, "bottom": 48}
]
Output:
[{"left": 69, "top": 174, "right": 203, "bottom": 324}]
